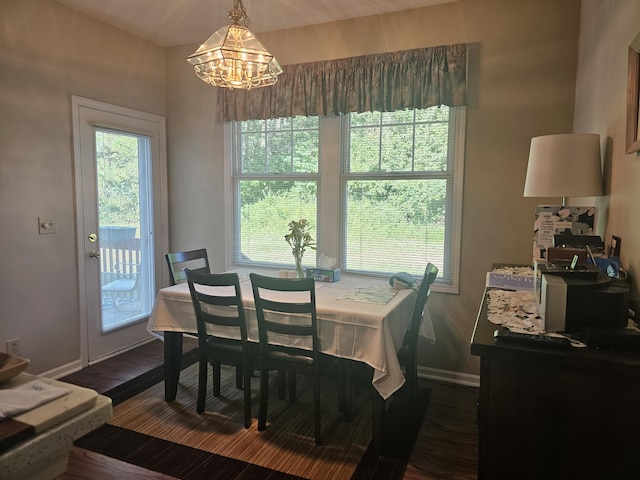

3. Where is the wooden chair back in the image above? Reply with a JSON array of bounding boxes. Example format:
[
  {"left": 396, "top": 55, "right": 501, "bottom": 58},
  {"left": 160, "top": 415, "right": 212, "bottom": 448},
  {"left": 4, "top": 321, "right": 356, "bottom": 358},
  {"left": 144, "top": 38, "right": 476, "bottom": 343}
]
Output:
[
  {"left": 165, "top": 248, "right": 210, "bottom": 285},
  {"left": 403, "top": 262, "right": 439, "bottom": 356},
  {"left": 186, "top": 269, "right": 248, "bottom": 343},
  {"left": 185, "top": 268, "right": 252, "bottom": 428},
  {"left": 249, "top": 272, "right": 323, "bottom": 445},
  {"left": 249, "top": 273, "right": 318, "bottom": 361},
  {"left": 396, "top": 262, "right": 438, "bottom": 411}
]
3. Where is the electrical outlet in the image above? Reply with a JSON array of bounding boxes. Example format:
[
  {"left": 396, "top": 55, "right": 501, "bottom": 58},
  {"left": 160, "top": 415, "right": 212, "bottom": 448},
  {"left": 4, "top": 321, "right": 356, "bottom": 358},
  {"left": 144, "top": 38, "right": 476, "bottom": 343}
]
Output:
[{"left": 6, "top": 338, "right": 20, "bottom": 357}]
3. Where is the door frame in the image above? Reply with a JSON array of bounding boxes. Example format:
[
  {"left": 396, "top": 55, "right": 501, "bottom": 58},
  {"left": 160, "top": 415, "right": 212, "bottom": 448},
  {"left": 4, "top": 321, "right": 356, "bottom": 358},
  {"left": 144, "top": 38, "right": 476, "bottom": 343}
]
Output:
[{"left": 71, "top": 95, "right": 169, "bottom": 366}]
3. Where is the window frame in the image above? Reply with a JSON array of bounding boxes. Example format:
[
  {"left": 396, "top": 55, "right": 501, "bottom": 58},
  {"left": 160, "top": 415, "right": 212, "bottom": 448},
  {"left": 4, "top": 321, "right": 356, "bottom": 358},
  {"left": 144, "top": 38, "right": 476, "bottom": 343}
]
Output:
[
  {"left": 230, "top": 118, "right": 321, "bottom": 269},
  {"left": 339, "top": 108, "right": 465, "bottom": 293},
  {"left": 228, "top": 108, "right": 465, "bottom": 294}
]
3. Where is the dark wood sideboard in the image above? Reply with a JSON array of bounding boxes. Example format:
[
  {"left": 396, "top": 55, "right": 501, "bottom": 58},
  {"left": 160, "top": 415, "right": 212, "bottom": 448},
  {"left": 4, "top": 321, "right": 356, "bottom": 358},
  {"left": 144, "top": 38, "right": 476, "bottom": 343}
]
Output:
[{"left": 471, "top": 288, "right": 640, "bottom": 480}]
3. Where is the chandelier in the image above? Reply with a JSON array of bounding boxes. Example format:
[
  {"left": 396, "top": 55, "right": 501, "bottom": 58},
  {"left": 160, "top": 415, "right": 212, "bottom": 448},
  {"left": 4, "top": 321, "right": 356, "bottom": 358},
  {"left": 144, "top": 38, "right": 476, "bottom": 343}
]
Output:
[{"left": 186, "top": 0, "right": 282, "bottom": 90}]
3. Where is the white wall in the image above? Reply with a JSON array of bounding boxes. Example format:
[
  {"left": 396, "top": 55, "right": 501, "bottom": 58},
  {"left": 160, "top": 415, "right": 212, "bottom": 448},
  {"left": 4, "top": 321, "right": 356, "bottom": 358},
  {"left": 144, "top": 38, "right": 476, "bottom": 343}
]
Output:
[
  {"left": 574, "top": 0, "right": 640, "bottom": 313},
  {"left": 165, "top": 45, "right": 227, "bottom": 273},
  {"left": 0, "top": 0, "right": 166, "bottom": 374}
]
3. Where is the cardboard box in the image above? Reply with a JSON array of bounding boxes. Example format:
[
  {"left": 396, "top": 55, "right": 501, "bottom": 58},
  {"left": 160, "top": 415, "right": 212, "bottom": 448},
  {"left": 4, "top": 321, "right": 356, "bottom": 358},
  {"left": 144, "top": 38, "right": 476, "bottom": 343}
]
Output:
[{"left": 305, "top": 268, "right": 341, "bottom": 282}]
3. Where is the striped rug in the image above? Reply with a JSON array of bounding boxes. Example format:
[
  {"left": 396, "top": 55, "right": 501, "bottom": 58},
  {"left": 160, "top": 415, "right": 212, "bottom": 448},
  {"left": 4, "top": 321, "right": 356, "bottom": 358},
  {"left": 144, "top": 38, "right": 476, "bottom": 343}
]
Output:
[{"left": 76, "top": 361, "right": 429, "bottom": 480}]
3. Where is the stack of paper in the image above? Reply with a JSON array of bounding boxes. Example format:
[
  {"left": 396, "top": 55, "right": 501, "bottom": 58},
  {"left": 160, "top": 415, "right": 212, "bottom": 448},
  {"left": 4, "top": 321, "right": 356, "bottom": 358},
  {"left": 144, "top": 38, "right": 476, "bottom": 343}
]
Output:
[
  {"left": 0, "top": 380, "right": 69, "bottom": 419},
  {"left": 486, "top": 272, "right": 537, "bottom": 291}
]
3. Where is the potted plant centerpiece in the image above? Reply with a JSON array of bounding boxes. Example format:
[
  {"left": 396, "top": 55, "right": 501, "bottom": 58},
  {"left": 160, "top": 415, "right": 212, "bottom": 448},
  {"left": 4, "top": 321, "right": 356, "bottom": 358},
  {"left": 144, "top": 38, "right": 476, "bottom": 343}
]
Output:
[{"left": 284, "top": 219, "right": 316, "bottom": 278}]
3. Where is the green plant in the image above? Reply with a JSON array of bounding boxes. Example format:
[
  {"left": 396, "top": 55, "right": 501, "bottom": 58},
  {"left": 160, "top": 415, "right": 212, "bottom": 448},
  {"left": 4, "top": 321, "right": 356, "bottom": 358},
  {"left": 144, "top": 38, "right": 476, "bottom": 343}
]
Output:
[{"left": 284, "top": 219, "right": 316, "bottom": 277}]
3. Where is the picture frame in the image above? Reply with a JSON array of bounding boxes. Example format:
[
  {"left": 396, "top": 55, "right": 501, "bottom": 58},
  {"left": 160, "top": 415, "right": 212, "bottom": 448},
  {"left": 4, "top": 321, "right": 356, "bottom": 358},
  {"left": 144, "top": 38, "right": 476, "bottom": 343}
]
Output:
[
  {"left": 626, "top": 31, "right": 640, "bottom": 154},
  {"left": 609, "top": 234, "right": 621, "bottom": 258},
  {"left": 532, "top": 205, "right": 597, "bottom": 261}
]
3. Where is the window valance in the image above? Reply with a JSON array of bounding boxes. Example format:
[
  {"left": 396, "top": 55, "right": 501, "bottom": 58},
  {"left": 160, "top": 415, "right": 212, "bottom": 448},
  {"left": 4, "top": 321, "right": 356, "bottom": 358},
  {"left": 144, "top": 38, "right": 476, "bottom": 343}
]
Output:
[{"left": 216, "top": 43, "right": 467, "bottom": 122}]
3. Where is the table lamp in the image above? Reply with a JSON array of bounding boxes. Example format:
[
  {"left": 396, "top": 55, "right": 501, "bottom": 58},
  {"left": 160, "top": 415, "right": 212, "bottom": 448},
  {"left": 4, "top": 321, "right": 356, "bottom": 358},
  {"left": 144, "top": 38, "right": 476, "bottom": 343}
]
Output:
[{"left": 523, "top": 133, "right": 603, "bottom": 205}]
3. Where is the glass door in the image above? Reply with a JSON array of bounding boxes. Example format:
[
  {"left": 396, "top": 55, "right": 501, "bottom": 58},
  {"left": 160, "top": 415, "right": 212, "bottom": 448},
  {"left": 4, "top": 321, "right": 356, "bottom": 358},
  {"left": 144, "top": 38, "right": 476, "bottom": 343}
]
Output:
[
  {"left": 73, "top": 96, "right": 167, "bottom": 364},
  {"left": 97, "top": 129, "right": 154, "bottom": 332}
]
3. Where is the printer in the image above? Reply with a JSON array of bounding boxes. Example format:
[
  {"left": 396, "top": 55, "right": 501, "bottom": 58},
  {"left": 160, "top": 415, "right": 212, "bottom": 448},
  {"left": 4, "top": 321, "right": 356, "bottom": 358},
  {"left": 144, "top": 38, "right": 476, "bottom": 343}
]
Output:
[{"left": 534, "top": 261, "right": 629, "bottom": 333}]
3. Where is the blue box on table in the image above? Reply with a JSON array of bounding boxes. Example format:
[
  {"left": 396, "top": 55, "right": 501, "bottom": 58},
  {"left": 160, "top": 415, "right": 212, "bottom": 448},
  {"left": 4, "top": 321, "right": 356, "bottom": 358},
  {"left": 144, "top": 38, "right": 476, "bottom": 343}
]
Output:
[{"left": 305, "top": 268, "right": 341, "bottom": 282}]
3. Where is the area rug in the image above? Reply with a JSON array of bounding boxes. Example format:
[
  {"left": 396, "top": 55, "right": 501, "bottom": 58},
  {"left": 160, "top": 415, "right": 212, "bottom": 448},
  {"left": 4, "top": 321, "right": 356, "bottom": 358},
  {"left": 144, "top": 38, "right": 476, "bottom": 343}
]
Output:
[{"left": 76, "top": 362, "right": 430, "bottom": 480}]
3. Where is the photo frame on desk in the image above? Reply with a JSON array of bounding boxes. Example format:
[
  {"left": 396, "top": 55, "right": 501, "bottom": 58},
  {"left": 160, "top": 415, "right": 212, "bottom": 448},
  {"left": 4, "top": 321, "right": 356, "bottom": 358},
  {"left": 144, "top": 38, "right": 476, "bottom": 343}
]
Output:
[
  {"left": 609, "top": 235, "right": 621, "bottom": 258},
  {"left": 533, "top": 205, "right": 597, "bottom": 261},
  {"left": 626, "top": 30, "right": 640, "bottom": 154}
]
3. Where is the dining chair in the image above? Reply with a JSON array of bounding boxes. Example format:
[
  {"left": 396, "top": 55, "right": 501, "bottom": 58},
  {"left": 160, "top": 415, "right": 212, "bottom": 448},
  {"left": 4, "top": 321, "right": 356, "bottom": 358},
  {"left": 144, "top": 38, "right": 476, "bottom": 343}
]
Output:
[
  {"left": 165, "top": 248, "right": 210, "bottom": 285},
  {"left": 342, "top": 262, "right": 439, "bottom": 420},
  {"left": 397, "top": 262, "right": 438, "bottom": 411},
  {"left": 185, "top": 269, "right": 252, "bottom": 429},
  {"left": 249, "top": 273, "right": 323, "bottom": 445}
]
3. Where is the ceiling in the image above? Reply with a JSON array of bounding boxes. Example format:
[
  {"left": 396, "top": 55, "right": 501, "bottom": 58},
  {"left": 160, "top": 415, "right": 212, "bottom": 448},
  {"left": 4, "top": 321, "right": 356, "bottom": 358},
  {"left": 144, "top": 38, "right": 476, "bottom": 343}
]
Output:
[{"left": 54, "top": 0, "right": 458, "bottom": 48}]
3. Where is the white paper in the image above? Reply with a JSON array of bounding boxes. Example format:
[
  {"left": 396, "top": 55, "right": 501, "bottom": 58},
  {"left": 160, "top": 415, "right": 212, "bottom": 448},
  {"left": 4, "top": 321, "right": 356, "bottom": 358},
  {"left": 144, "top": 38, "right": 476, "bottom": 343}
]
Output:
[{"left": 0, "top": 380, "right": 70, "bottom": 418}]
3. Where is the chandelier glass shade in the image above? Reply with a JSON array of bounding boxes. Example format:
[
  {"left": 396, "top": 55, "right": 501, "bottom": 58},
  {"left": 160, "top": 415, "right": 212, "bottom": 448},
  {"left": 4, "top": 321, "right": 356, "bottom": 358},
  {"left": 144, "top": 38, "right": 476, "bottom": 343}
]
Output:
[{"left": 187, "top": 0, "right": 282, "bottom": 90}]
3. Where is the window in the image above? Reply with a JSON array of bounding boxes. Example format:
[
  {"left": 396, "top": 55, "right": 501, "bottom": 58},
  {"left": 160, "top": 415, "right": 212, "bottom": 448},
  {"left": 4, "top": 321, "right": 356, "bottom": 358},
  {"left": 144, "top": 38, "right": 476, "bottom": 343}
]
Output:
[
  {"left": 342, "top": 107, "right": 464, "bottom": 289},
  {"left": 231, "top": 107, "right": 465, "bottom": 291},
  {"left": 231, "top": 117, "right": 320, "bottom": 267}
]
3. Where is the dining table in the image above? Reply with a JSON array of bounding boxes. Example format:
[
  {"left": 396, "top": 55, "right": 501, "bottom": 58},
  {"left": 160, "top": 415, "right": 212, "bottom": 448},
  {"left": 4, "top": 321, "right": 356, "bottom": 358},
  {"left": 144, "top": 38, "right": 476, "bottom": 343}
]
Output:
[{"left": 146, "top": 268, "right": 435, "bottom": 451}]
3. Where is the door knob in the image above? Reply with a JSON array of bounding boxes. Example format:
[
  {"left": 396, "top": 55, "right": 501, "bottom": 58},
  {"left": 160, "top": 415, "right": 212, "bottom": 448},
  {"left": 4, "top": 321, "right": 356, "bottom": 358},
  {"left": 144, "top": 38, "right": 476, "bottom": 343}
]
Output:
[{"left": 89, "top": 250, "right": 101, "bottom": 259}]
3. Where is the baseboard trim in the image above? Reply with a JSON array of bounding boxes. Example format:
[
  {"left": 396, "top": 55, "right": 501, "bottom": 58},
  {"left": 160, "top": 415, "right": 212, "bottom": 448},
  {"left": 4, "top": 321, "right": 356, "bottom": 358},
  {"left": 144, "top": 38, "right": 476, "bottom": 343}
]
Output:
[
  {"left": 43, "top": 360, "right": 84, "bottom": 379},
  {"left": 418, "top": 366, "right": 480, "bottom": 387},
  {"left": 88, "top": 337, "right": 158, "bottom": 366},
  {"left": 44, "top": 345, "right": 479, "bottom": 388},
  {"left": 42, "top": 337, "right": 160, "bottom": 380}
]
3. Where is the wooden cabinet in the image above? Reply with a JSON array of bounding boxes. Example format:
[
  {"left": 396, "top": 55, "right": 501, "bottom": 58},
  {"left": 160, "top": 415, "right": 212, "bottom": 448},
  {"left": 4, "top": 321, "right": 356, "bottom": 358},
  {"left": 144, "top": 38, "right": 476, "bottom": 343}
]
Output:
[{"left": 471, "top": 290, "right": 640, "bottom": 479}]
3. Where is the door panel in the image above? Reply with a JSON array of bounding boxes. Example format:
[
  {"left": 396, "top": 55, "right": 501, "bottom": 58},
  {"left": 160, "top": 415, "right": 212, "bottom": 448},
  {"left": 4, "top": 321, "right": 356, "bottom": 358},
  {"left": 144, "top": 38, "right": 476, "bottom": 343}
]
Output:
[{"left": 72, "top": 96, "right": 168, "bottom": 364}]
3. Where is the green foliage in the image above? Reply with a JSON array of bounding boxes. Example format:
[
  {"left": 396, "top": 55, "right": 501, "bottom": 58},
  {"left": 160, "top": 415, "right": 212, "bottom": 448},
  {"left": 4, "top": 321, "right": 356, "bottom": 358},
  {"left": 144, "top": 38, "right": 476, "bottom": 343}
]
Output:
[
  {"left": 234, "top": 106, "right": 453, "bottom": 274},
  {"left": 284, "top": 219, "right": 317, "bottom": 272},
  {"left": 347, "top": 179, "right": 446, "bottom": 225},
  {"left": 240, "top": 182, "right": 317, "bottom": 265},
  {"left": 349, "top": 107, "right": 450, "bottom": 173},
  {"left": 241, "top": 117, "right": 318, "bottom": 175},
  {"left": 96, "top": 130, "right": 140, "bottom": 228},
  {"left": 239, "top": 193, "right": 444, "bottom": 275}
]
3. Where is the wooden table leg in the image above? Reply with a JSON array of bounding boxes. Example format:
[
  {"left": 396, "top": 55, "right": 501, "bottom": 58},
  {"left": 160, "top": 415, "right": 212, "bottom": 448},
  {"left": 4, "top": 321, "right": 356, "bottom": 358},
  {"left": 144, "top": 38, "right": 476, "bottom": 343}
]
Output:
[
  {"left": 163, "top": 331, "right": 183, "bottom": 402},
  {"left": 371, "top": 386, "right": 385, "bottom": 454}
]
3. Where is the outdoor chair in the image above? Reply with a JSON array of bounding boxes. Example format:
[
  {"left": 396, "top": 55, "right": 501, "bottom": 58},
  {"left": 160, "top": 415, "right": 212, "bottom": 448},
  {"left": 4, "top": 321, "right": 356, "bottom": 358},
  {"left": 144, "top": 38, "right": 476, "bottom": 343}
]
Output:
[{"left": 101, "top": 262, "right": 141, "bottom": 309}]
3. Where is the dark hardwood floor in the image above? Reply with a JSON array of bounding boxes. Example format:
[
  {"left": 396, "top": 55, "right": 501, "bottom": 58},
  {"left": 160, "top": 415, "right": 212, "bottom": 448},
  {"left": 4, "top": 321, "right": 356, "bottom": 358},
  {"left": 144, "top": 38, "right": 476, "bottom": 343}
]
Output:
[
  {"left": 57, "top": 339, "right": 478, "bottom": 479},
  {"left": 59, "top": 340, "right": 172, "bottom": 393},
  {"left": 58, "top": 340, "right": 189, "bottom": 480}
]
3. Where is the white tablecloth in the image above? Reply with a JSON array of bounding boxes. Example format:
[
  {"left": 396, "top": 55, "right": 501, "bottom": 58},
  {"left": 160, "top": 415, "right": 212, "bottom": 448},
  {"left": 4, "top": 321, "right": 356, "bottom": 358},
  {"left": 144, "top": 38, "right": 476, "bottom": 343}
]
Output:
[{"left": 147, "top": 273, "right": 434, "bottom": 400}]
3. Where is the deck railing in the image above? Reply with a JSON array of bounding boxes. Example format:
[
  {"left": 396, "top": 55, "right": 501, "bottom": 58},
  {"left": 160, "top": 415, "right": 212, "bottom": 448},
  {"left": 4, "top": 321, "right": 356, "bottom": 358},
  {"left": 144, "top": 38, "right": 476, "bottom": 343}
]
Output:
[{"left": 100, "top": 237, "right": 141, "bottom": 282}]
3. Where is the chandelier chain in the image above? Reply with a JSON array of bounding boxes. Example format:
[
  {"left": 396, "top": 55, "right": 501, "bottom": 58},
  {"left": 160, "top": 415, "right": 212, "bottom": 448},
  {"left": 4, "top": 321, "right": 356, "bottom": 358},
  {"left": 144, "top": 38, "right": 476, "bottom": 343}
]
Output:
[{"left": 229, "top": 0, "right": 250, "bottom": 27}]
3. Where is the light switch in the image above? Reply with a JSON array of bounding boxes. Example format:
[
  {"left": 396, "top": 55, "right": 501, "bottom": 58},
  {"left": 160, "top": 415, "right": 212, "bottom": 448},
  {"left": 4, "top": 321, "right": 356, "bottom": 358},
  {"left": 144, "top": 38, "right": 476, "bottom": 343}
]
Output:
[{"left": 38, "top": 216, "right": 56, "bottom": 234}]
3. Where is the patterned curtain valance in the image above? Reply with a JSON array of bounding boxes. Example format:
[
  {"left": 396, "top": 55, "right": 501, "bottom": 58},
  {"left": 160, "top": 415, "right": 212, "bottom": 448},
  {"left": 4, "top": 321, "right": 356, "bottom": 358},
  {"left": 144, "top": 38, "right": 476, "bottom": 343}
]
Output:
[{"left": 216, "top": 43, "right": 467, "bottom": 122}]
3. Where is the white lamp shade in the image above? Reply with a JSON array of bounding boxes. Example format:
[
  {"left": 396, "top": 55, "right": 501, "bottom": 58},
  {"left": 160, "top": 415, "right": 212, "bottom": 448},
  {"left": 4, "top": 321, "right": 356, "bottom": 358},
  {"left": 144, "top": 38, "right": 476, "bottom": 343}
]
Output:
[{"left": 523, "top": 133, "right": 604, "bottom": 198}]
